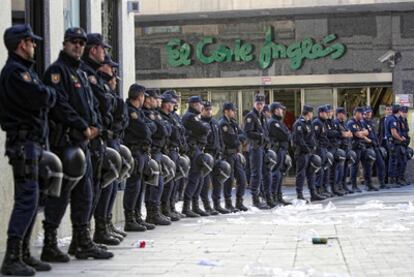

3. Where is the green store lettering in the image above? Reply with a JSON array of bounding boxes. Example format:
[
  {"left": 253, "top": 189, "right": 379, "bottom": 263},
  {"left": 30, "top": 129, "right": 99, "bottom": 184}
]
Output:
[{"left": 165, "top": 26, "right": 347, "bottom": 70}]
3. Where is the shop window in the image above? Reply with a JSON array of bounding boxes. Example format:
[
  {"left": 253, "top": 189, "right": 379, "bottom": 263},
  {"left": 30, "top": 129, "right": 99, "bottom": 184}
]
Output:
[
  {"left": 63, "top": 0, "right": 80, "bottom": 30},
  {"left": 210, "top": 90, "right": 238, "bottom": 120},
  {"left": 273, "top": 89, "right": 301, "bottom": 130},
  {"left": 337, "top": 88, "right": 367, "bottom": 116}
]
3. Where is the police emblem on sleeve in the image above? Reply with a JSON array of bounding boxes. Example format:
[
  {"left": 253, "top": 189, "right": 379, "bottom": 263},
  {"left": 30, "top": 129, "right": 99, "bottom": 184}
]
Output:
[
  {"left": 297, "top": 125, "right": 302, "bottom": 131},
  {"left": 51, "top": 73, "right": 60, "bottom": 84},
  {"left": 130, "top": 112, "right": 138, "bottom": 119},
  {"left": 88, "top": 75, "right": 97, "bottom": 85},
  {"left": 21, "top": 72, "right": 32, "bottom": 82},
  {"left": 246, "top": 117, "right": 252, "bottom": 123},
  {"left": 150, "top": 113, "right": 155, "bottom": 120},
  {"left": 393, "top": 122, "right": 397, "bottom": 126},
  {"left": 275, "top": 123, "right": 280, "bottom": 127},
  {"left": 222, "top": 125, "right": 228, "bottom": 132}
]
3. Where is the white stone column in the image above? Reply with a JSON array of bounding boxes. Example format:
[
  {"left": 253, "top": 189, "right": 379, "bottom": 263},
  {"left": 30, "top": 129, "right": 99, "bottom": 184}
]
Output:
[
  {"left": 0, "top": 0, "right": 13, "bottom": 250},
  {"left": 43, "top": 0, "right": 64, "bottom": 67}
]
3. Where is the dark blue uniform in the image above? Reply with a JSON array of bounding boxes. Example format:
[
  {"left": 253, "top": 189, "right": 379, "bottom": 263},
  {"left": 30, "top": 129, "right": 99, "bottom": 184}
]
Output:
[
  {"left": 244, "top": 108, "right": 271, "bottom": 198},
  {"left": 43, "top": 50, "right": 100, "bottom": 232},
  {"left": 123, "top": 100, "right": 153, "bottom": 219},
  {"left": 312, "top": 116, "right": 330, "bottom": 191},
  {"left": 292, "top": 116, "right": 316, "bottom": 195},
  {"left": 268, "top": 114, "right": 290, "bottom": 198},
  {"left": 326, "top": 117, "right": 343, "bottom": 194},
  {"left": 399, "top": 115, "right": 410, "bottom": 179},
  {"left": 362, "top": 118, "right": 385, "bottom": 186},
  {"left": 219, "top": 116, "right": 247, "bottom": 202},
  {"left": 0, "top": 52, "right": 56, "bottom": 245},
  {"left": 347, "top": 117, "right": 370, "bottom": 190},
  {"left": 386, "top": 114, "right": 404, "bottom": 181},
  {"left": 333, "top": 118, "right": 352, "bottom": 190},
  {"left": 182, "top": 107, "right": 210, "bottom": 202}
]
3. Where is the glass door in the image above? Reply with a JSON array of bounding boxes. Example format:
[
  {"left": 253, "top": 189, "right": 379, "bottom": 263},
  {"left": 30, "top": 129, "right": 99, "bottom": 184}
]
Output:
[
  {"left": 337, "top": 87, "right": 368, "bottom": 115},
  {"left": 210, "top": 90, "right": 238, "bottom": 120}
]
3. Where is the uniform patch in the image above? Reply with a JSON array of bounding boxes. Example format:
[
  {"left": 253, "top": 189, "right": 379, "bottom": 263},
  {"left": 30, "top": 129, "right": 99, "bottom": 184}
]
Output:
[
  {"left": 130, "top": 112, "right": 138, "bottom": 119},
  {"left": 150, "top": 113, "right": 155, "bottom": 120},
  {"left": 315, "top": 125, "right": 319, "bottom": 130},
  {"left": 51, "top": 73, "right": 60, "bottom": 84},
  {"left": 246, "top": 117, "right": 252, "bottom": 123},
  {"left": 393, "top": 122, "right": 397, "bottom": 126},
  {"left": 275, "top": 123, "right": 280, "bottom": 128},
  {"left": 222, "top": 126, "right": 228, "bottom": 132},
  {"left": 21, "top": 72, "right": 31, "bottom": 82},
  {"left": 88, "top": 75, "right": 97, "bottom": 85},
  {"left": 195, "top": 115, "right": 200, "bottom": 121},
  {"left": 353, "top": 124, "right": 357, "bottom": 129},
  {"left": 297, "top": 125, "right": 302, "bottom": 131}
]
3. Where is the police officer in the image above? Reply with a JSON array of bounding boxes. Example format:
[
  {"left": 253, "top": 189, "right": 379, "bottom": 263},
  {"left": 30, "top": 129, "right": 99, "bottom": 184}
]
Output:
[
  {"left": 122, "top": 84, "right": 156, "bottom": 232},
  {"left": 292, "top": 105, "right": 325, "bottom": 202},
  {"left": 142, "top": 89, "right": 172, "bottom": 225},
  {"left": 159, "top": 93, "right": 182, "bottom": 221},
  {"left": 333, "top": 108, "right": 354, "bottom": 194},
  {"left": 41, "top": 27, "right": 113, "bottom": 262},
  {"left": 0, "top": 24, "right": 55, "bottom": 276},
  {"left": 399, "top": 106, "right": 410, "bottom": 185},
  {"left": 181, "top": 96, "right": 210, "bottom": 217},
  {"left": 268, "top": 102, "right": 291, "bottom": 206},
  {"left": 193, "top": 101, "right": 223, "bottom": 215},
  {"left": 94, "top": 54, "right": 128, "bottom": 241},
  {"left": 218, "top": 102, "right": 249, "bottom": 213},
  {"left": 312, "top": 105, "right": 332, "bottom": 198},
  {"left": 378, "top": 104, "right": 392, "bottom": 184},
  {"left": 362, "top": 106, "right": 387, "bottom": 190},
  {"left": 244, "top": 95, "right": 271, "bottom": 209},
  {"left": 347, "top": 107, "right": 371, "bottom": 193},
  {"left": 387, "top": 105, "right": 406, "bottom": 187},
  {"left": 163, "top": 90, "right": 187, "bottom": 215},
  {"left": 80, "top": 33, "right": 116, "bottom": 246}
]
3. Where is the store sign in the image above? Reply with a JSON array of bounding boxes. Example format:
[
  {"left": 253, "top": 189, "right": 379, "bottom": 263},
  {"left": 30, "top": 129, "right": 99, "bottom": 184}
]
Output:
[
  {"left": 166, "top": 26, "right": 347, "bottom": 70},
  {"left": 395, "top": 94, "right": 413, "bottom": 108}
]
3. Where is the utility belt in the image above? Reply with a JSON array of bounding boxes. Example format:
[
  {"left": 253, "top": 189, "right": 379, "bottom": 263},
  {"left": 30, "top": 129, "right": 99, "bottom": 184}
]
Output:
[
  {"left": 387, "top": 137, "right": 403, "bottom": 145},
  {"left": 6, "top": 129, "right": 42, "bottom": 144},
  {"left": 224, "top": 148, "right": 238, "bottom": 155},
  {"left": 129, "top": 144, "right": 151, "bottom": 154},
  {"left": 352, "top": 141, "right": 366, "bottom": 150}
]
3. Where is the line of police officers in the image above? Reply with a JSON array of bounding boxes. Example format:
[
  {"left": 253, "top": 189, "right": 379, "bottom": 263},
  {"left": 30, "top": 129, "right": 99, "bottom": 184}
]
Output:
[{"left": 0, "top": 24, "right": 412, "bottom": 276}]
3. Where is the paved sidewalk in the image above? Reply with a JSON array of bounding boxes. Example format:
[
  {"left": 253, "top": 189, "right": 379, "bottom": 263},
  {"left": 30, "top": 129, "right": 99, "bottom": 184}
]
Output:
[{"left": 7, "top": 186, "right": 414, "bottom": 277}]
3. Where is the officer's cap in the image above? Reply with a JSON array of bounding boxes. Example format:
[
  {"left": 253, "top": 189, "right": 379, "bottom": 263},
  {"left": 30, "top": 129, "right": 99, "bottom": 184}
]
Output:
[
  {"left": 203, "top": 101, "right": 212, "bottom": 108},
  {"left": 146, "top": 89, "right": 161, "bottom": 99},
  {"left": 263, "top": 105, "right": 269, "bottom": 112},
  {"left": 223, "top": 102, "right": 237, "bottom": 111},
  {"left": 102, "top": 54, "right": 118, "bottom": 67},
  {"left": 161, "top": 94, "right": 177, "bottom": 104},
  {"left": 364, "top": 106, "right": 373, "bottom": 113},
  {"left": 317, "top": 105, "right": 328, "bottom": 113},
  {"left": 353, "top": 107, "right": 364, "bottom": 114},
  {"left": 325, "top": 104, "right": 333, "bottom": 112},
  {"left": 86, "top": 33, "right": 111, "bottom": 49},
  {"left": 336, "top": 107, "right": 346, "bottom": 115},
  {"left": 188, "top": 96, "right": 203, "bottom": 104},
  {"left": 269, "top": 102, "right": 284, "bottom": 113},
  {"left": 392, "top": 104, "right": 401, "bottom": 114},
  {"left": 64, "top": 27, "right": 87, "bottom": 41},
  {"left": 128, "top": 84, "right": 147, "bottom": 98},
  {"left": 3, "top": 24, "right": 42, "bottom": 47},
  {"left": 400, "top": 106, "right": 409, "bottom": 113},
  {"left": 163, "top": 89, "right": 179, "bottom": 99},
  {"left": 255, "top": 95, "right": 265, "bottom": 103},
  {"left": 302, "top": 105, "right": 313, "bottom": 114}
]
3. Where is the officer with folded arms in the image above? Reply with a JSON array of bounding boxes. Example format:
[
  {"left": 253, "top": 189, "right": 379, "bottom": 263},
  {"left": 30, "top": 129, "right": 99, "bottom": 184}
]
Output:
[
  {"left": 0, "top": 24, "right": 56, "bottom": 276},
  {"left": 386, "top": 105, "right": 405, "bottom": 187}
]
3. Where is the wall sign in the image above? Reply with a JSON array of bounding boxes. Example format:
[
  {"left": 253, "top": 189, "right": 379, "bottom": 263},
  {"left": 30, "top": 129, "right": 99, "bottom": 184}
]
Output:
[{"left": 166, "top": 26, "right": 347, "bottom": 70}]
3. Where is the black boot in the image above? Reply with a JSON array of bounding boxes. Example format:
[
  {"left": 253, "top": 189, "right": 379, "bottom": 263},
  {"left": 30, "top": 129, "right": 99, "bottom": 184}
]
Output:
[
  {"left": 192, "top": 199, "right": 210, "bottom": 216},
  {"left": 93, "top": 217, "right": 121, "bottom": 246},
  {"left": 352, "top": 183, "right": 362, "bottom": 193},
  {"left": 265, "top": 194, "right": 276, "bottom": 208},
  {"left": 379, "top": 182, "right": 392, "bottom": 189},
  {"left": 161, "top": 201, "right": 180, "bottom": 221},
  {"left": 276, "top": 193, "right": 291, "bottom": 206},
  {"left": 146, "top": 204, "right": 172, "bottom": 225},
  {"left": 365, "top": 182, "right": 379, "bottom": 191},
  {"left": 41, "top": 227, "right": 70, "bottom": 263},
  {"left": 107, "top": 214, "right": 127, "bottom": 238},
  {"left": 182, "top": 199, "right": 200, "bottom": 218},
  {"left": 202, "top": 199, "right": 219, "bottom": 215},
  {"left": 22, "top": 240, "right": 51, "bottom": 272},
  {"left": 1, "top": 238, "right": 35, "bottom": 276},
  {"left": 124, "top": 211, "right": 147, "bottom": 232},
  {"left": 297, "top": 191, "right": 308, "bottom": 202},
  {"left": 74, "top": 228, "right": 113, "bottom": 260},
  {"left": 396, "top": 177, "right": 405, "bottom": 187},
  {"left": 252, "top": 195, "right": 270, "bottom": 210},
  {"left": 213, "top": 199, "right": 230, "bottom": 214},
  {"left": 134, "top": 212, "right": 156, "bottom": 230},
  {"left": 225, "top": 198, "right": 240, "bottom": 213},
  {"left": 342, "top": 183, "right": 354, "bottom": 194},
  {"left": 331, "top": 184, "right": 345, "bottom": 196},
  {"left": 310, "top": 190, "right": 326, "bottom": 202},
  {"left": 68, "top": 229, "right": 109, "bottom": 256},
  {"left": 236, "top": 197, "right": 249, "bottom": 211},
  {"left": 170, "top": 200, "right": 186, "bottom": 218}
]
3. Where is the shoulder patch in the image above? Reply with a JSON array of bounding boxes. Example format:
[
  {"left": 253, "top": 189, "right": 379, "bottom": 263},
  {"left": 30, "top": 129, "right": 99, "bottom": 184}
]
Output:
[
  {"left": 20, "top": 72, "right": 31, "bottom": 82},
  {"left": 222, "top": 125, "right": 228, "bottom": 132},
  {"left": 275, "top": 123, "right": 280, "bottom": 128},
  {"left": 393, "top": 122, "right": 397, "bottom": 126},
  {"left": 88, "top": 75, "right": 97, "bottom": 85},
  {"left": 297, "top": 125, "right": 302, "bottom": 131},
  {"left": 150, "top": 113, "right": 155, "bottom": 120},
  {"left": 130, "top": 112, "right": 138, "bottom": 119},
  {"left": 315, "top": 125, "right": 319, "bottom": 130},
  {"left": 246, "top": 117, "right": 252, "bottom": 123},
  {"left": 51, "top": 73, "right": 60, "bottom": 84}
]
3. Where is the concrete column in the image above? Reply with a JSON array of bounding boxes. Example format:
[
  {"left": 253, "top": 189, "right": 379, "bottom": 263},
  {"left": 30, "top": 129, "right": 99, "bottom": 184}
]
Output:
[
  {"left": 86, "top": 0, "right": 102, "bottom": 33},
  {"left": 118, "top": 0, "right": 136, "bottom": 99},
  {"left": 0, "top": 0, "right": 13, "bottom": 251},
  {"left": 44, "top": 0, "right": 64, "bottom": 67}
]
